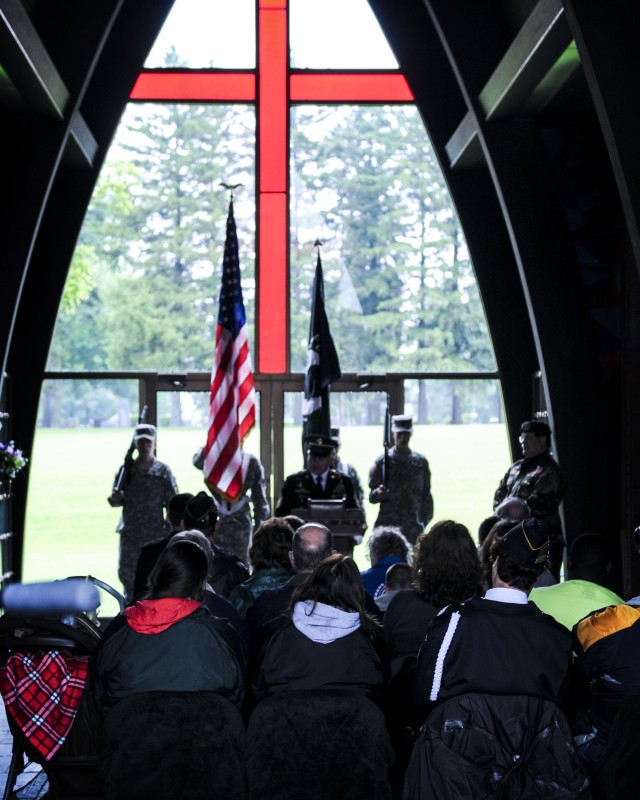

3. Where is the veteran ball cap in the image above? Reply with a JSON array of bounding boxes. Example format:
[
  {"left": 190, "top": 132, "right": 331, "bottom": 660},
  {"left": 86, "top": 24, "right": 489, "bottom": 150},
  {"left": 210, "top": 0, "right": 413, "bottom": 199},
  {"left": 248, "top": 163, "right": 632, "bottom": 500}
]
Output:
[
  {"left": 184, "top": 491, "right": 218, "bottom": 531},
  {"left": 134, "top": 423, "right": 156, "bottom": 442},
  {"left": 305, "top": 434, "right": 336, "bottom": 456},
  {"left": 520, "top": 419, "right": 551, "bottom": 439},
  {"left": 502, "top": 518, "right": 550, "bottom": 568},
  {"left": 391, "top": 415, "right": 413, "bottom": 433}
]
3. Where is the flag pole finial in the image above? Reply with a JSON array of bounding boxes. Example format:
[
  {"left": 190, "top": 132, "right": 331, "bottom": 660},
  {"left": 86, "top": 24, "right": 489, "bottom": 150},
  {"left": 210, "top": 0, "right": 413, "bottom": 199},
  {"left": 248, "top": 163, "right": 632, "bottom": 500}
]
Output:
[
  {"left": 220, "top": 182, "right": 243, "bottom": 201},
  {"left": 314, "top": 239, "right": 323, "bottom": 249}
]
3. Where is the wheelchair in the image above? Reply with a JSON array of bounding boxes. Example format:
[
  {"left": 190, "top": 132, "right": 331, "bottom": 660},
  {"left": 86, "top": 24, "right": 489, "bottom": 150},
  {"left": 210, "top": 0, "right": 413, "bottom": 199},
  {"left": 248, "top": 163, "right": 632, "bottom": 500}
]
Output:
[{"left": 0, "top": 577, "right": 123, "bottom": 800}]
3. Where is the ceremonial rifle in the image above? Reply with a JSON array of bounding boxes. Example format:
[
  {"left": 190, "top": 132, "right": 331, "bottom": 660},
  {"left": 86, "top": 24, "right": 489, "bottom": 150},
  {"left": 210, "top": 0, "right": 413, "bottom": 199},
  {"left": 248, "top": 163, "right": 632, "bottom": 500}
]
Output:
[
  {"left": 381, "top": 398, "right": 391, "bottom": 488},
  {"left": 112, "top": 405, "right": 148, "bottom": 494}
]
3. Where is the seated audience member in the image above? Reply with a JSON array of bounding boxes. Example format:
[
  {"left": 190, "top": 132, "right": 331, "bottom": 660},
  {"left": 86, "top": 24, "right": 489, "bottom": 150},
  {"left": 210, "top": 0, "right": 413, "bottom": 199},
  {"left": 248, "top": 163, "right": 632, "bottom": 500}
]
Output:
[
  {"left": 494, "top": 496, "right": 531, "bottom": 522},
  {"left": 375, "top": 562, "right": 412, "bottom": 614},
  {"left": 413, "top": 518, "right": 572, "bottom": 722},
  {"left": 94, "top": 540, "right": 245, "bottom": 712},
  {"left": 169, "top": 530, "right": 249, "bottom": 655},
  {"left": 477, "top": 514, "right": 500, "bottom": 554},
  {"left": 530, "top": 533, "right": 623, "bottom": 630},
  {"left": 360, "top": 526, "right": 412, "bottom": 599},
  {"left": 282, "top": 514, "right": 305, "bottom": 532},
  {"left": 572, "top": 603, "right": 640, "bottom": 763},
  {"left": 250, "top": 555, "right": 389, "bottom": 708},
  {"left": 229, "top": 517, "right": 295, "bottom": 616},
  {"left": 479, "top": 518, "right": 515, "bottom": 589},
  {"left": 383, "top": 520, "right": 483, "bottom": 666},
  {"left": 246, "top": 522, "right": 334, "bottom": 633},
  {"left": 133, "top": 492, "right": 193, "bottom": 596},
  {"left": 184, "top": 491, "right": 249, "bottom": 597}
]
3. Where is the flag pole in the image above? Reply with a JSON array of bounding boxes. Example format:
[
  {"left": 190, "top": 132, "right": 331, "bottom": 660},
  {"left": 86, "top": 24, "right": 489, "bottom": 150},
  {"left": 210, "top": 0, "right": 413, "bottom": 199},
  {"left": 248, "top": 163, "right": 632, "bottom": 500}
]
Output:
[
  {"left": 203, "top": 184, "right": 256, "bottom": 502},
  {"left": 302, "top": 239, "right": 342, "bottom": 461},
  {"left": 219, "top": 181, "right": 243, "bottom": 201}
]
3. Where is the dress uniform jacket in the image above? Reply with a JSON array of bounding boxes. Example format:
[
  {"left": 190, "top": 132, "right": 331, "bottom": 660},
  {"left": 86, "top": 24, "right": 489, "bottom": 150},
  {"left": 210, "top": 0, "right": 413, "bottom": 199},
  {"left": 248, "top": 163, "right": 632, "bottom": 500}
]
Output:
[{"left": 275, "top": 468, "right": 359, "bottom": 517}]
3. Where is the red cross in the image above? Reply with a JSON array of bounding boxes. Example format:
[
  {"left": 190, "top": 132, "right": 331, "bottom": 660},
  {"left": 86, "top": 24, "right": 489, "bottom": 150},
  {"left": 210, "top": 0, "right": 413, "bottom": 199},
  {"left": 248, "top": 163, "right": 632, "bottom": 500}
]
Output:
[{"left": 131, "top": 0, "right": 413, "bottom": 374}]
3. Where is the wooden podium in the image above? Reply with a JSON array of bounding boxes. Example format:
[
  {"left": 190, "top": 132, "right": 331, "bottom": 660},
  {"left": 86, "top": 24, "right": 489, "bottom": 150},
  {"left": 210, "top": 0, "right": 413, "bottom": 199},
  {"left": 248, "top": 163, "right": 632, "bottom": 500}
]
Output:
[{"left": 291, "top": 500, "right": 366, "bottom": 556}]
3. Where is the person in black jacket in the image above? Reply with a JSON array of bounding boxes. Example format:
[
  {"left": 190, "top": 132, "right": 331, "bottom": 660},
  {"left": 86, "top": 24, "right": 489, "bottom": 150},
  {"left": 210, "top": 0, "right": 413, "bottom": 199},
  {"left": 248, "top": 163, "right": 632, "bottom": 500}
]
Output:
[
  {"left": 275, "top": 435, "right": 360, "bottom": 516},
  {"left": 413, "top": 518, "right": 572, "bottom": 722},
  {"left": 246, "top": 522, "right": 334, "bottom": 634},
  {"left": 94, "top": 540, "right": 245, "bottom": 713},
  {"left": 134, "top": 491, "right": 249, "bottom": 598},
  {"left": 250, "top": 554, "right": 389, "bottom": 710}
]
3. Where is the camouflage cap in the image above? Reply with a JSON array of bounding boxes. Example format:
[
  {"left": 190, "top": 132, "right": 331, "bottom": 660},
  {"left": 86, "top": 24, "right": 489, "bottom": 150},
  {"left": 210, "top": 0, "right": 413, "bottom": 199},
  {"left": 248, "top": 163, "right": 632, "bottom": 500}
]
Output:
[
  {"left": 391, "top": 415, "right": 413, "bottom": 433},
  {"left": 134, "top": 423, "right": 156, "bottom": 442}
]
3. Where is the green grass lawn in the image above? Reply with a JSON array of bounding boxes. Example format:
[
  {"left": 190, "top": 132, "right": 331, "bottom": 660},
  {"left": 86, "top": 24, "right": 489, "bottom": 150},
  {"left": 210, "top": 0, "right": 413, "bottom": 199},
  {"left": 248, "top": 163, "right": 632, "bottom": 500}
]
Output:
[{"left": 23, "top": 424, "right": 511, "bottom": 614}]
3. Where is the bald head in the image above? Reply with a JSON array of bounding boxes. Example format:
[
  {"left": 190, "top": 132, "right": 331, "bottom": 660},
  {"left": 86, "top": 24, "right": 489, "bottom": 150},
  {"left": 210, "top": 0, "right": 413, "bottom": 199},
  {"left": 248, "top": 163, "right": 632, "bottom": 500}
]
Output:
[
  {"left": 495, "top": 497, "right": 531, "bottom": 522},
  {"left": 291, "top": 523, "right": 334, "bottom": 573}
]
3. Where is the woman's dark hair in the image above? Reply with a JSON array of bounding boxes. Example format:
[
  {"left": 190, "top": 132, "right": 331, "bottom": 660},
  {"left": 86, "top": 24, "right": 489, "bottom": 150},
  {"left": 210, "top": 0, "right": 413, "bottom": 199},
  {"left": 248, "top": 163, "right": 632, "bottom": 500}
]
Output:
[
  {"left": 479, "top": 518, "right": 514, "bottom": 589},
  {"left": 489, "top": 533, "right": 545, "bottom": 592},
  {"left": 249, "top": 517, "right": 294, "bottom": 570},
  {"left": 412, "top": 520, "right": 483, "bottom": 607},
  {"left": 477, "top": 515, "right": 500, "bottom": 548},
  {"left": 170, "top": 529, "right": 215, "bottom": 579},
  {"left": 367, "top": 526, "right": 412, "bottom": 565},
  {"left": 291, "top": 554, "right": 379, "bottom": 636},
  {"left": 146, "top": 540, "right": 208, "bottom": 602}
]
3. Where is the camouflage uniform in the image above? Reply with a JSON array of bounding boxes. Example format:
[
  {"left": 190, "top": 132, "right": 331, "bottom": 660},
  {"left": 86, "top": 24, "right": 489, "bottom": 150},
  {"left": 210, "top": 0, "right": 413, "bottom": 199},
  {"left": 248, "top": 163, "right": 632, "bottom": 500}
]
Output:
[
  {"left": 110, "top": 458, "right": 178, "bottom": 602},
  {"left": 212, "top": 453, "right": 270, "bottom": 563},
  {"left": 336, "top": 458, "right": 366, "bottom": 513},
  {"left": 368, "top": 448, "right": 433, "bottom": 544},
  {"left": 493, "top": 451, "right": 567, "bottom": 578}
]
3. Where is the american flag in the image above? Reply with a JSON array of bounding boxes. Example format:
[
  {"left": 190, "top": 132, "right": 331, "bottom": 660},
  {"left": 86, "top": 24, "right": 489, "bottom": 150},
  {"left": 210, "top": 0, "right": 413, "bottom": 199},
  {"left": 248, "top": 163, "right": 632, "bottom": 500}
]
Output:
[{"left": 203, "top": 199, "right": 256, "bottom": 501}]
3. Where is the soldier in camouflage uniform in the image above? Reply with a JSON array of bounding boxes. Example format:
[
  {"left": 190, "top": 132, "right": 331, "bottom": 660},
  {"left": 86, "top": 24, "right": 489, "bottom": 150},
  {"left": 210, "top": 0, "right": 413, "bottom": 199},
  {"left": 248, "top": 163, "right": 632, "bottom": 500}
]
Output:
[
  {"left": 368, "top": 415, "right": 434, "bottom": 545},
  {"left": 493, "top": 419, "right": 567, "bottom": 580},
  {"left": 108, "top": 424, "right": 178, "bottom": 603},
  {"left": 193, "top": 447, "right": 270, "bottom": 563},
  {"left": 330, "top": 426, "right": 366, "bottom": 513},
  {"left": 275, "top": 434, "right": 359, "bottom": 517}
]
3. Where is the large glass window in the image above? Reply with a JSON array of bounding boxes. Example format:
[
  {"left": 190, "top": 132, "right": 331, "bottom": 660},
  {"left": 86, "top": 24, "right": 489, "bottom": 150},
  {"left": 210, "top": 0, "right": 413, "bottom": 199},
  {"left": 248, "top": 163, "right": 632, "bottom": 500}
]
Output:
[
  {"left": 48, "top": 103, "right": 255, "bottom": 373},
  {"left": 145, "top": 0, "right": 256, "bottom": 68},
  {"left": 30, "top": 0, "right": 506, "bottom": 588},
  {"left": 290, "top": 105, "right": 494, "bottom": 373},
  {"left": 289, "top": 0, "right": 398, "bottom": 69}
]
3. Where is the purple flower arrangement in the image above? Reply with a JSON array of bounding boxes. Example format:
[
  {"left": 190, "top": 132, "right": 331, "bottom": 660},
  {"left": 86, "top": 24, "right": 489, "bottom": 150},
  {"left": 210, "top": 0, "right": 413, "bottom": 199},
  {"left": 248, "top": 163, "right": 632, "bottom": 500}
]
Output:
[{"left": 0, "top": 441, "right": 28, "bottom": 479}]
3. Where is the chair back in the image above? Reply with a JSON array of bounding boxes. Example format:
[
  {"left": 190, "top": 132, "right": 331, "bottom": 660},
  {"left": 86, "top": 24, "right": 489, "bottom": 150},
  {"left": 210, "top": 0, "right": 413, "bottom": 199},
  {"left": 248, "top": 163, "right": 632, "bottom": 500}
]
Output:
[
  {"left": 404, "top": 693, "right": 590, "bottom": 800},
  {"left": 245, "top": 689, "right": 394, "bottom": 800},
  {"left": 99, "top": 691, "right": 246, "bottom": 800}
]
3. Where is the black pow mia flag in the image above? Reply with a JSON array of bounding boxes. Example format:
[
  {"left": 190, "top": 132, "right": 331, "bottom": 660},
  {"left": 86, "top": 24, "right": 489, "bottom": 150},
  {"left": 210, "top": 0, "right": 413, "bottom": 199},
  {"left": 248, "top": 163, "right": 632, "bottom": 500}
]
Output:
[{"left": 302, "top": 253, "right": 341, "bottom": 450}]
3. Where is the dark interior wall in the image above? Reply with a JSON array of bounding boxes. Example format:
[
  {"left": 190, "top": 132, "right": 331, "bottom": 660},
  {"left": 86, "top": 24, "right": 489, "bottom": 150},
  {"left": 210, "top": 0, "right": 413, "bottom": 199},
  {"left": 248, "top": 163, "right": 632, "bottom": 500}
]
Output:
[
  {"left": 369, "top": 0, "right": 636, "bottom": 589},
  {"left": 1, "top": 0, "right": 175, "bottom": 578}
]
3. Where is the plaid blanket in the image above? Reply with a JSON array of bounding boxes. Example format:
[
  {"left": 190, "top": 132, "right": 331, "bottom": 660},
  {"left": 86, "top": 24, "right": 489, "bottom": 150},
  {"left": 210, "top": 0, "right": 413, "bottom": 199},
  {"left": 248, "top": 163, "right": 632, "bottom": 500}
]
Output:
[{"left": 0, "top": 650, "right": 89, "bottom": 761}]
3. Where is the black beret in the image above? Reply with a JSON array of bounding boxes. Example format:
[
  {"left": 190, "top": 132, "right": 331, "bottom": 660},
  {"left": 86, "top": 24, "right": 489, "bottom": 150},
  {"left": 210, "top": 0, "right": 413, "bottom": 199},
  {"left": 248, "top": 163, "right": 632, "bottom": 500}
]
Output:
[
  {"left": 520, "top": 420, "right": 551, "bottom": 438},
  {"left": 501, "top": 518, "right": 550, "bottom": 569},
  {"left": 168, "top": 492, "right": 193, "bottom": 517}
]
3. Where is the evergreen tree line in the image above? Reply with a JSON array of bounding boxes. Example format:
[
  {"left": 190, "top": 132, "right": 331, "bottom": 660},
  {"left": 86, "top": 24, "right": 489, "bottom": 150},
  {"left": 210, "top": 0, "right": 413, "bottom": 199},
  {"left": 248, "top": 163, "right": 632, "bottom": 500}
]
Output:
[{"left": 43, "top": 101, "right": 498, "bottom": 428}]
